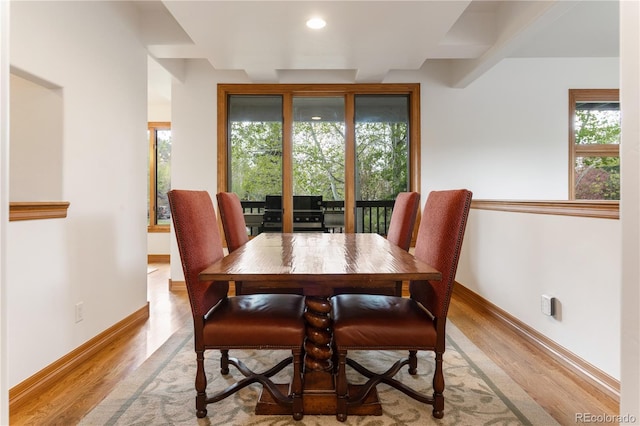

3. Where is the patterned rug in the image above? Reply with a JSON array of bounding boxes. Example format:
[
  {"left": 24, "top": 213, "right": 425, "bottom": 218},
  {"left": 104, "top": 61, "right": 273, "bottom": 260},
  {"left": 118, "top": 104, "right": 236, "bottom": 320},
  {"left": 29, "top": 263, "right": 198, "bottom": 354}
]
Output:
[{"left": 79, "top": 322, "right": 558, "bottom": 426}]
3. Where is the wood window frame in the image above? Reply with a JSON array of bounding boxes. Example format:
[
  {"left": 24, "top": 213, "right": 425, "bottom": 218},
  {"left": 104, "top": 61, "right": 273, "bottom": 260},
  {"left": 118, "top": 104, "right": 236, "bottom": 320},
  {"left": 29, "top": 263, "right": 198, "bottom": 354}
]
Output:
[
  {"left": 217, "top": 83, "right": 421, "bottom": 233},
  {"left": 148, "top": 122, "right": 170, "bottom": 233},
  {"left": 568, "top": 88, "right": 620, "bottom": 201}
]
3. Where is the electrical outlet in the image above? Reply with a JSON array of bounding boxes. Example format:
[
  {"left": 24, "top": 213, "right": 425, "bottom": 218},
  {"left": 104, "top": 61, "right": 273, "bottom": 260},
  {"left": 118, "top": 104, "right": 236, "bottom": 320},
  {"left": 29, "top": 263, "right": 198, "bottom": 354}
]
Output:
[
  {"left": 75, "top": 302, "right": 84, "bottom": 323},
  {"left": 541, "top": 294, "right": 555, "bottom": 316}
]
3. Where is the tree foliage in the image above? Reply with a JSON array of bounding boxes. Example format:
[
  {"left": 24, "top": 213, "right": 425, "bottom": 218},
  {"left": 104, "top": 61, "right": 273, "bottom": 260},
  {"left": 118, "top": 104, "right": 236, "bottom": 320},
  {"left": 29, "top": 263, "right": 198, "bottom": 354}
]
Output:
[
  {"left": 293, "top": 121, "right": 345, "bottom": 200},
  {"left": 574, "top": 110, "right": 620, "bottom": 200},
  {"left": 230, "top": 122, "right": 283, "bottom": 200},
  {"left": 356, "top": 122, "right": 407, "bottom": 200},
  {"left": 156, "top": 129, "right": 172, "bottom": 223},
  {"left": 230, "top": 120, "right": 408, "bottom": 203}
]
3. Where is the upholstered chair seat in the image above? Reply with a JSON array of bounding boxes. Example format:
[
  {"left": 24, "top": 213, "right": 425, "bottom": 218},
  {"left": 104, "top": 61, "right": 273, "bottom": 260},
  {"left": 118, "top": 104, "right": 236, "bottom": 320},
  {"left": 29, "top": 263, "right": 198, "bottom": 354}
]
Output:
[
  {"left": 331, "top": 189, "right": 472, "bottom": 422},
  {"left": 332, "top": 294, "right": 437, "bottom": 348},
  {"left": 201, "top": 294, "right": 305, "bottom": 346}
]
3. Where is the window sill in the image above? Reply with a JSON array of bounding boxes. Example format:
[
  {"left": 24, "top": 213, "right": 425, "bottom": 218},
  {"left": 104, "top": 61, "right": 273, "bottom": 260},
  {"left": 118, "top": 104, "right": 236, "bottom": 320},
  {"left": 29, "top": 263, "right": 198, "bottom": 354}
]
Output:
[
  {"left": 471, "top": 200, "right": 619, "bottom": 220},
  {"left": 148, "top": 225, "right": 170, "bottom": 233},
  {"left": 9, "top": 201, "right": 70, "bottom": 221}
]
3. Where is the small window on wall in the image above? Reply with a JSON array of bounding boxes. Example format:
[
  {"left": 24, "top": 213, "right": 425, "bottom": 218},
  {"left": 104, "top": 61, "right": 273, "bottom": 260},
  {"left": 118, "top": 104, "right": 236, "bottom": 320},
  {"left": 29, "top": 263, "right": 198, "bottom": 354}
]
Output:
[
  {"left": 148, "top": 122, "right": 171, "bottom": 231},
  {"left": 569, "top": 89, "right": 620, "bottom": 200}
]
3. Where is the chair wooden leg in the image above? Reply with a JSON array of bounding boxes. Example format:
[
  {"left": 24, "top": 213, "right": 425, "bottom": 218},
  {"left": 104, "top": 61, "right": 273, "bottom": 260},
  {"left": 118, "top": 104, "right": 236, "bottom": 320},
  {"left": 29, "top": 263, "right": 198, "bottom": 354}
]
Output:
[
  {"left": 331, "top": 346, "right": 339, "bottom": 374},
  {"left": 335, "top": 349, "right": 348, "bottom": 422},
  {"left": 220, "top": 349, "right": 230, "bottom": 375},
  {"left": 408, "top": 350, "right": 418, "bottom": 375},
  {"left": 195, "top": 350, "right": 208, "bottom": 418},
  {"left": 432, "top": 351, "right": 444, "bottom": 419},
  {"left": 291, "top": 348, "right": 304, "bottom": 420}
]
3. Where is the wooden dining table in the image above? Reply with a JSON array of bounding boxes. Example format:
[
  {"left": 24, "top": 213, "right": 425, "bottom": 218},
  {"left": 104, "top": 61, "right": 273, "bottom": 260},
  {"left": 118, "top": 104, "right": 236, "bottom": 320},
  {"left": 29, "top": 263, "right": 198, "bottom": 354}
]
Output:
[{"left": 198, "top": 232, "right": 441, "bottom": 416}]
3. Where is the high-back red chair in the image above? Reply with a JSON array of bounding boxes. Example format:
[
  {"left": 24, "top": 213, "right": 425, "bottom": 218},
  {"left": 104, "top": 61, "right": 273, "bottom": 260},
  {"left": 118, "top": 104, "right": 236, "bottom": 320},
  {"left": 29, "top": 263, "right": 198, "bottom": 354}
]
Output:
[
  {"left": 333, "top": 191, "right": 420, "bottom": 296},
  {"left": 168, "top": 189, "right": 305, "bottom": 420},
  {"left": 386, "top": 191, "right": 420, "bottom": 251},
  {"left": 216, "top": 191, "right": 249, "bottom": 253},
  {"left": 331, "top": 189, "right": 472, "bottom": 422},
  {"left": 216, "top": 191, "right": 303, "bottom": 295}
]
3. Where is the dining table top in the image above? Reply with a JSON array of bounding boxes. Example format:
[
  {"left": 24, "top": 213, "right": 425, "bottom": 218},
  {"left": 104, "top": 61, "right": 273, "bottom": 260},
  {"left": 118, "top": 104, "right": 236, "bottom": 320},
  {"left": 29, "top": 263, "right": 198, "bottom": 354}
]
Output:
[{"left": 198, "top": 232, "right": 441, "bottom": 288}]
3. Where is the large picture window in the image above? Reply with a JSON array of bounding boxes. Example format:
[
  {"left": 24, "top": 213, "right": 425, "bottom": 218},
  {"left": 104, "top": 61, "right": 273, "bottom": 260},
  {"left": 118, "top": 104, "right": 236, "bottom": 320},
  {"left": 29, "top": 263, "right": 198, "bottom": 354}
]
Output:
[
  {"left": 569, "top": 89, "right": 620, "bottom": 200},
  {"left": 218, "top": 84, "right": 420, "bottom": 235}
]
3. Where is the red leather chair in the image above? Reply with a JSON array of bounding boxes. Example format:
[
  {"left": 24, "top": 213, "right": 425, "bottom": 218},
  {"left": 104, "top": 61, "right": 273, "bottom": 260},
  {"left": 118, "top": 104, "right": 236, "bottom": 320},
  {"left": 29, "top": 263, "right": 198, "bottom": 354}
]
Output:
[
  {"left": 216, "top": 192, "right": 303, "bottom": 295},
  {"left": 333, "top": 191, "right": 420, "bottom": 296},
  {"left": 331, "top": 189, "right": 472, "bottom": 422},
  {"left": 168, "top": 189, "right": 305, "bottom": 420}
]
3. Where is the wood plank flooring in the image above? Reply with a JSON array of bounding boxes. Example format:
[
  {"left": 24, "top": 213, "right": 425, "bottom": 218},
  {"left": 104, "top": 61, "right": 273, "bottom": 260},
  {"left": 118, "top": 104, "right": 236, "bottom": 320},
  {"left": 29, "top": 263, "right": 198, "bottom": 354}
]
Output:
[
  {"left": 448, "top": 291, "right": 618, "bottom": 425},
  {"left": 10, "top": 262, "right": 618, "bottom": 425}
]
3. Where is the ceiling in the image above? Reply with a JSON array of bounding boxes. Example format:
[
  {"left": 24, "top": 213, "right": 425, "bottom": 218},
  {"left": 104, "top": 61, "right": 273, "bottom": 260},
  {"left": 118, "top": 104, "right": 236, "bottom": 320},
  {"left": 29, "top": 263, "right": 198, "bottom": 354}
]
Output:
[{"left": 138, "top": 0, "right": 619, "bottom": 105}]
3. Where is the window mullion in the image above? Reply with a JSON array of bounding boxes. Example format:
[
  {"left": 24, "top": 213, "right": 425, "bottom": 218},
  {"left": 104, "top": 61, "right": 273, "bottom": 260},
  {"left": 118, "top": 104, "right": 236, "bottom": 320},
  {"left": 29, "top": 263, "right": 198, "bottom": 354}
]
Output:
[
  {"left": 282, "top": 93, "right": 294, "bottom": 233},
  {"left": 575, "top": 144, "right": 620, "bottom": 157},
  {"left": 344, "top": 94, "right": 356, "bottom": 233}
]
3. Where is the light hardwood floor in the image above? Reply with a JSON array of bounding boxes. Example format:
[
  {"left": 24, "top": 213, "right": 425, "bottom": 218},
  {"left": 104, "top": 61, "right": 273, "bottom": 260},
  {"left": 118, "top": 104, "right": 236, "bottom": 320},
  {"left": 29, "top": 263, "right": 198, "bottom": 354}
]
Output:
[
  {"left": 10, "top": 262, "right": 618, "bottom": 425},
  {"left": 448, "top": 292, "right": 618, "bottom": 425}
]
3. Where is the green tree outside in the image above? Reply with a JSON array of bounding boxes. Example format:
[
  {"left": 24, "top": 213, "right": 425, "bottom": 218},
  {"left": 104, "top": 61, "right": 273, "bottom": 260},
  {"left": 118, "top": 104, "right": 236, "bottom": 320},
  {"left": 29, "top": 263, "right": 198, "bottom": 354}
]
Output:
[
  {"left": 574, "top": 109, "right": 620, "bottom": 200},
  {"left": 230, "top": 120, "right": 407, "bottom": 203},
  {"left": 156, "top": 129, "right": 172, "bottom": 224}
]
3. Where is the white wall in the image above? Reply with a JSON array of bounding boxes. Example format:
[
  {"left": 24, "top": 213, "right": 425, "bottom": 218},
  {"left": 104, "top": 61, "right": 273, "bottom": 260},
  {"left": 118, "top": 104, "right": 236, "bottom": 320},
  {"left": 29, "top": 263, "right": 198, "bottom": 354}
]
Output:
[
  {"left": 9, "top": 72, "right": 63, "bottom": 201},
  {"left": 8, "top": 2, "right": 148, "bottom": 387},
  {"left": 459, "top": 209, "right": 620, "bottom": 377},
  {"left": 148, "top": 101, "right": 171, "bottom": 123},
  {"left": 169, "top": 56, "right": 621, "bottom": 379},
  {"left": 620, "top": 0, "right": 640, "bottom": 419},
  {"left": 0, "top": 0, "right": 9, "bottom": 422},
  {"left": 418, "top": 57, "right": 621, "bottom": 379},
  {"left": 147, "top": 232, "right": 170, "bottom": 256}
]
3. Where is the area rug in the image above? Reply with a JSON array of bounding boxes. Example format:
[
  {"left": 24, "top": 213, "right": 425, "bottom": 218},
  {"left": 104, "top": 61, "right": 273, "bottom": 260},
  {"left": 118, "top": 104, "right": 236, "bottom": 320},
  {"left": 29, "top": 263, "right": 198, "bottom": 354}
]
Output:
[{"left": 79, "top": 322, "right": 558, "bottom": 426}]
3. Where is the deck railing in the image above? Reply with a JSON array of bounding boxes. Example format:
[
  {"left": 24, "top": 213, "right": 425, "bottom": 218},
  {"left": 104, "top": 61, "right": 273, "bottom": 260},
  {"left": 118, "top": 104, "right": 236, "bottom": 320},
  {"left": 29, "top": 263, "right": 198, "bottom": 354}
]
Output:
[{"left": 240, "top": 199, "right": 396, "bottom": 236}]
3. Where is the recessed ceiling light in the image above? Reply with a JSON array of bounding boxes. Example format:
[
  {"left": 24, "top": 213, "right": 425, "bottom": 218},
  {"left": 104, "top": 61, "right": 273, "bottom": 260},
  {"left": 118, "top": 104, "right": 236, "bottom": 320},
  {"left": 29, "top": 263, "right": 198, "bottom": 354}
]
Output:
[
  {"left": 311, "top": 116, "right": 322, "bottom": 120},
  {"left": 306, "top": 18, "right": 326, "bottom": 30}
]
